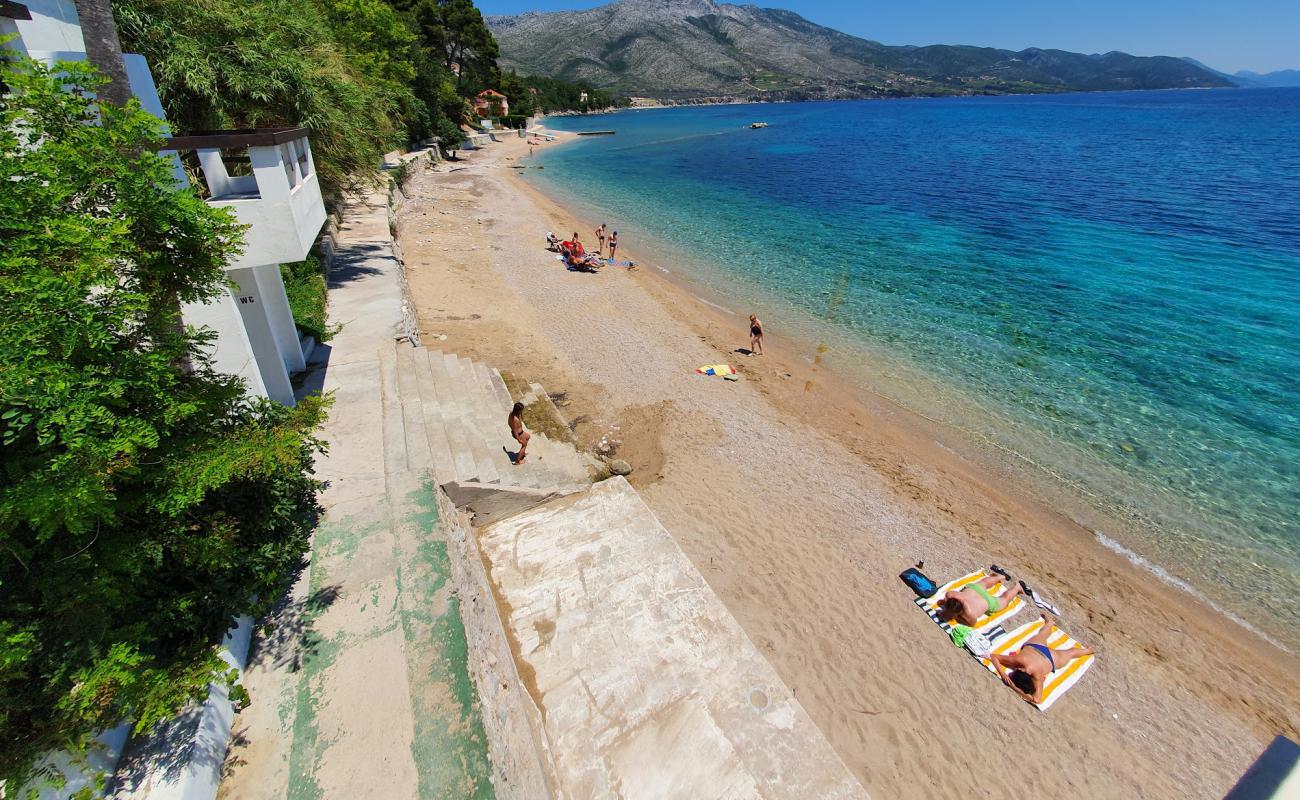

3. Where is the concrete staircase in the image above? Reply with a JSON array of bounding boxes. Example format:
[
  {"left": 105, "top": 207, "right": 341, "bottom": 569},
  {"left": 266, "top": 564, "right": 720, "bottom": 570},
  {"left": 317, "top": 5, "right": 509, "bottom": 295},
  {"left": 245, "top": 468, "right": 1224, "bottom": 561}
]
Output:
[{"left": 382, "top": 340, "right": 591, "bottom": 496}]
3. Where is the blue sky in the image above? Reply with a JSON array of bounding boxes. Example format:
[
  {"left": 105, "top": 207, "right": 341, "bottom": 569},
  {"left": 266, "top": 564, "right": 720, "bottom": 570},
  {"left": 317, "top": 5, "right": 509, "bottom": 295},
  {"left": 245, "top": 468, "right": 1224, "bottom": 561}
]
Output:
[{"left": 476, "top": 0, "right": 1299, "bottom": 74}]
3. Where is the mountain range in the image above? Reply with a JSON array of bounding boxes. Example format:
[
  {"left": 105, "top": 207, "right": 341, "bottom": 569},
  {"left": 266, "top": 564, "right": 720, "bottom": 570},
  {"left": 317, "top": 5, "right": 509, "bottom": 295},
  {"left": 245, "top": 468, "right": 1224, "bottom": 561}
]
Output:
[
  {"left": 488, "top": 0, "right": 1234, "bottom": 101},
  {"left": 1233, "top": 69, "right": 1300, "bottom": 88}
]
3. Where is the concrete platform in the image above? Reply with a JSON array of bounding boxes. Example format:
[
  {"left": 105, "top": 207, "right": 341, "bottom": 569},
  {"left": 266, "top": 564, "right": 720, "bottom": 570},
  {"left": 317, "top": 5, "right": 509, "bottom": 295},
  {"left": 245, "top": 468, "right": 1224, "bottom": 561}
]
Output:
[{"left": 477, "top": 478, "right": 869, "bottom": 799}]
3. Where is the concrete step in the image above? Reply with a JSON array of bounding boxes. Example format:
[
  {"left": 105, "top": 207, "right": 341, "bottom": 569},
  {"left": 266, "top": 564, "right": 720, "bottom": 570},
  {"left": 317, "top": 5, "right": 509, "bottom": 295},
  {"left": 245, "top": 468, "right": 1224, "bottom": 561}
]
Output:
[
  {"left": 414, "top": 349, "right": 457, "bottom": 486},
  {"left": 441, "top": 480, "right": 577, "bottom": 527},
  {"left": 393, "top": 348, "right": 593, "bottom": 492},
  {"left": 451, "top": 357, "right": 505, "bottom": 486},
  {"left": 486, "top": 367, "right": 515, "bottom": 414},
  {"left": 439, "top": 404, "right": 480, "bottom": 481},
  {"left": 461, "top": 356, "right": 521, "bottom": 487},
  {"left": 437, "top": 352, "right": 472, "bottom": 418},
  {"left": 394, "top": 343, "right": 433, "bottom": 477},
  {"left": 379, "top": 342, "right": 408, "bottom": 478},
  {"left": 435, "top": 353, "right": 499, "bottom": 484}
]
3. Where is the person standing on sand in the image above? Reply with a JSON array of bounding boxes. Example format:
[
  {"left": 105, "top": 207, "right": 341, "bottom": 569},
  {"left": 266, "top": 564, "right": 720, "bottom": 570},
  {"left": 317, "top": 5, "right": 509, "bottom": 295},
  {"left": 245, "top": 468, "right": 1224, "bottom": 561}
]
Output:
[
  {"left": 749, "top": 314, "right": 764, "bottom": 355},
  {"left": 508, "top": 402, "right": 530, "bottom": 464},
  {"left": 595, "top": 223, "right": 607, "bottom": 255},
  {"left": 990, "top": 613, "right": 1095, "bottom": 705},
  {"left": 608, "top": 231, "right": 618, "bottom": 261}
]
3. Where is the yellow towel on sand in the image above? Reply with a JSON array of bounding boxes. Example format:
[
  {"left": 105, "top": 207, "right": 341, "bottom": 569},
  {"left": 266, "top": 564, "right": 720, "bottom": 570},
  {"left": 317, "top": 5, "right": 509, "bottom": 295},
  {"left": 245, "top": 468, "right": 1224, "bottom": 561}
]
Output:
[
  {"left": 978, "top": 618, "right": 1095, "bottom": 712},
  {"left": 918, "top": 569, "right": 1026, "bottom": 632},
  {"left": 695, "top": 364, "right": 736, "bottom": 376},
  {"left": 914, "top": 569, "right": 1094, "bottom": 711}
]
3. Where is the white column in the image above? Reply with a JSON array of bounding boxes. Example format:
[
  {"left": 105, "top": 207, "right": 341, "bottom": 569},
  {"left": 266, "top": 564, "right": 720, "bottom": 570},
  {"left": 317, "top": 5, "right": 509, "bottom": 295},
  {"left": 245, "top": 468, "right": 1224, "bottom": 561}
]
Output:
[
  {"left": 301, "top": 137, "right": 317, "bottom": 177},
  {"left": 247, "top": 144, "right": 293, "bottom": 203},
  {"left": 195, "top": 148, "right": 232, "bottom": 198},
  {"left": 253, "top": 262, "right": 306, "bottom": 374},
  {"left": 228, "top": 267, "right": 295, "bottom": 406},
  {"left": 181, "top": 293, "right": 268, "bottom": 400}
]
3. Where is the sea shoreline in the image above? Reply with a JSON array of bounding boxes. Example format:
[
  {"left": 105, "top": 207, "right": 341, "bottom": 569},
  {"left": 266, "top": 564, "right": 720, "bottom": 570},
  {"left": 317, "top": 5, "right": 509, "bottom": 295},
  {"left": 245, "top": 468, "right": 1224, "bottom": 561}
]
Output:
[
  {"left": 523, "top": 126, "right": 1291, "bottom": 654},
  {"left": 399, "top": 133, "right": 1300, "bottom": 798}
]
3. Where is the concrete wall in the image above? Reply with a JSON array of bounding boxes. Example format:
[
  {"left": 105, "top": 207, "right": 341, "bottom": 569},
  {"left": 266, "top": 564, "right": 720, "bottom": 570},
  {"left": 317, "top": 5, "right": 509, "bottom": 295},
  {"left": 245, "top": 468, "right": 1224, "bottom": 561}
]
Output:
[
  {"left": 3, "top": 0, "right": 83, "bottom": 54},
  {"left": 182, "top": 292, "right": 269, "bottom": 399},
  {"left": 436, "top": 489, "right": 557, "bottom": 799}
]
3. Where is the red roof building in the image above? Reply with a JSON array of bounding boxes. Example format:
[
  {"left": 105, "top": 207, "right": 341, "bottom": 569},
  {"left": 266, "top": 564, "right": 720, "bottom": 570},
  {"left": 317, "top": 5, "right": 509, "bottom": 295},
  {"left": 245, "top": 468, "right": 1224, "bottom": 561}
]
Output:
[{"left": 472, "top": 89, "right": 508, "bottom": 117}]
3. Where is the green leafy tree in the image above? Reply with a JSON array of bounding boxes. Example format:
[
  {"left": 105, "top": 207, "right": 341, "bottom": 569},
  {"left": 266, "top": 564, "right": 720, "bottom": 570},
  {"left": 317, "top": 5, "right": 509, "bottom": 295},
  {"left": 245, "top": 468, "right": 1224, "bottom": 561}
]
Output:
[
  {"left": 114, "top": 0, "right": 410, "bottom": 199},
  {"left": 0, "top": 58, "right": 326, "bottom": 784},
  {"left": 394, "top": 0, "right": 497, "bottom": 91}
]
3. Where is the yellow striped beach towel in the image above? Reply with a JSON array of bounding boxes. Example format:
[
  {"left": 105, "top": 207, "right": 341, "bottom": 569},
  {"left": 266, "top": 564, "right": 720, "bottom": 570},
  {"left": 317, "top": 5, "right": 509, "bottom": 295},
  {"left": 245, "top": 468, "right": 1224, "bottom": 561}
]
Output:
[
  {"left": 978, "top": 617, "right": 1095, "bottom": 712},
  {"left": 915, "top": 570, "right": 1092, "bottom": 710},
  {"left": 915, "top": 569, "right": 1026, "bottom": 635}
]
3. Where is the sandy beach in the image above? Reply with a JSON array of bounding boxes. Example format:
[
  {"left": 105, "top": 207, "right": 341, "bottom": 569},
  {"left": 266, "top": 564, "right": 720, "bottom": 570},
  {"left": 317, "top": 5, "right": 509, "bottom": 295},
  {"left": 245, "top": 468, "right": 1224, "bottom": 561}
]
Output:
[{"left": 395, "top": 132, "right": 1300, "bottom": 798}]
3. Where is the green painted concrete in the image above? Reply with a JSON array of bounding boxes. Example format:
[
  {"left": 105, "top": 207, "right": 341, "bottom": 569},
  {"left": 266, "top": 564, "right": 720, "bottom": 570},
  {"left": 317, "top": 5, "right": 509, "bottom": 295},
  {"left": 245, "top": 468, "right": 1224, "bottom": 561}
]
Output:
[
  {"left": 396, "top": 484, "right": 494, "bottom": 800},
  {"left": 279, "top": 484, "right": 492, "bottom": 800}
]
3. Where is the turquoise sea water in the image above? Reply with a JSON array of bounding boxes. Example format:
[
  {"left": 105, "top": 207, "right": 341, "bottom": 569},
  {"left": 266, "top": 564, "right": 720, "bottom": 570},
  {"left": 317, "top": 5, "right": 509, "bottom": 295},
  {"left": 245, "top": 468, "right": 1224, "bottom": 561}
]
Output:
[{"left": 533, "top": 90, "right": 1300, "bottom": 648}]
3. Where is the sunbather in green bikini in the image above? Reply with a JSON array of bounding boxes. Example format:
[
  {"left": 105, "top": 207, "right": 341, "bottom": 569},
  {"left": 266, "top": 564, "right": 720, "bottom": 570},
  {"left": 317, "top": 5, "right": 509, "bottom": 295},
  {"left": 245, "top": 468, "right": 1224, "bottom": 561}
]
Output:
[{"left": 936, "top": 571, "right": 1024, "bottom": 627}]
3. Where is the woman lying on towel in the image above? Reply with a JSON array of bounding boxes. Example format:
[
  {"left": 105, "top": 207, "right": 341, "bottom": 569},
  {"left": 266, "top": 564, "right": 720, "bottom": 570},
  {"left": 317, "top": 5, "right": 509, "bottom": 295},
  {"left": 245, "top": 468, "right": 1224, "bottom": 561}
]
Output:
[
  {"left": 566, "top": 251, "right": 603, "bottom": 271},
  {"left": 989, "top": 614, "right": 1095, "bottom": 706},
  {"left": 935, "top": 573, "right": 1024, "bottom": 627}
]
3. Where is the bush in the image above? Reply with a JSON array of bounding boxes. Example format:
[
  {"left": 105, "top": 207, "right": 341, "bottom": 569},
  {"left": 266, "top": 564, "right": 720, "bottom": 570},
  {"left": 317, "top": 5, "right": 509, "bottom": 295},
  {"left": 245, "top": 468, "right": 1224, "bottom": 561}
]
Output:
[
  {"left": 496, "top": 114, "right": 529, "bottom": 129},
  {"left": 0, "top": 58, "right": 326, "bottom": 785},
  {"left": 115, "top": 0, "right": 411, "bottom": 200},
  {"left": 282, "top": 254, "right": 332, "bottom": 343}
]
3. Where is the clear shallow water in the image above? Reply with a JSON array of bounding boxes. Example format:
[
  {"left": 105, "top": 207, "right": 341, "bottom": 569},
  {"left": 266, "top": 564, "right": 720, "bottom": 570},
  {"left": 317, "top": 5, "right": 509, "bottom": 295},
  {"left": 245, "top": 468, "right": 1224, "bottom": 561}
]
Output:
[{"left": 534, "top": 90, "right": 1300, "bottom": 647}]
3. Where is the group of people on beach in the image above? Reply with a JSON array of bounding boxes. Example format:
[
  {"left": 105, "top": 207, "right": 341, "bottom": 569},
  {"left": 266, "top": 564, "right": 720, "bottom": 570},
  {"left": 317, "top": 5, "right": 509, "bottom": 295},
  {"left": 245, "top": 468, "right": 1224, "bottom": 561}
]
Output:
[
  {"left": 935, "top": 567, "right": 1094, "bottom": 705},
  {"left": 542, "top": 222, "right": 770, "bottom": 360},
  {"left": 546, "top": 223, "right": 619, "bottom": 271}
]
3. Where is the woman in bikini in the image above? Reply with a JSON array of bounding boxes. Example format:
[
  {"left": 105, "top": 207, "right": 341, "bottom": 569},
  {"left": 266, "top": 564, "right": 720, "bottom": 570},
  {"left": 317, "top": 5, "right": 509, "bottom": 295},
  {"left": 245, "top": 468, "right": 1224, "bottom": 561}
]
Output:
[
  {"left": 507, "top": 402, "right": 530, "bottom": 464},
  {"left": 607, "top": 231, "right": 618, "bottom": 261},
  {"left": 936, "top": 572, "right": 1024, "bottom": 627},
  {"left": 748, "top": 314, "right": 764, "bottom": 355},
  {"left": 989, "top": 614, "right": 1094, "bottom": 705}
]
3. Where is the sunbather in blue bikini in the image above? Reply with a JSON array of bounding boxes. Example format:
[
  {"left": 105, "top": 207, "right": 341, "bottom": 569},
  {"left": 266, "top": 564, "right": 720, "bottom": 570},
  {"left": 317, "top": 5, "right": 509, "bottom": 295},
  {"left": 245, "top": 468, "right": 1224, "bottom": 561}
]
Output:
[{"left": 990, "top": 613, "right": 1095, "bottom": 705}]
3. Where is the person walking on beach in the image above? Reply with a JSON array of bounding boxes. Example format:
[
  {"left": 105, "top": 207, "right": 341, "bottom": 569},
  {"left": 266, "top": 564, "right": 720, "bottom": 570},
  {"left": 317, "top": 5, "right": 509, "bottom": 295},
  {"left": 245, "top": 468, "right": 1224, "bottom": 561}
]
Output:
[
  {"left": 508, "top": 402, "right": 530, "bottom": 465},
  {"left": 607, "top": 231, "right": 618, "bottom": 261},
  {"left": 748, "top": 314, "right": 764, "bottom": 355},
  {"left": 595, "top": 223, "right": 607, "bottom": 255},
  {"left": 990, "top": 613, "right": 1094, "bottom": 705}
]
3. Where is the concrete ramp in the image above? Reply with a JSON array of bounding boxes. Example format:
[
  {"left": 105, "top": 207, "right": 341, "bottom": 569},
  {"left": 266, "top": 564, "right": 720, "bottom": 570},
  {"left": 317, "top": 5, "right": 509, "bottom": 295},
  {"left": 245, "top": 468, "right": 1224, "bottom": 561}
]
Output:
[{"left": 478, "top": 478, "right": 869, "bottom": 799}]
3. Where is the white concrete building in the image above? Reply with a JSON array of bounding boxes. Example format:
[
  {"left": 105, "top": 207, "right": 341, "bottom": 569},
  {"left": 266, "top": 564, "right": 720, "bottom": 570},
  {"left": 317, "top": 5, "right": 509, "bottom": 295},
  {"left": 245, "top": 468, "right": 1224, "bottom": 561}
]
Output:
[{"left": 3, "top": 0, "right": 326, "bottom": 406}]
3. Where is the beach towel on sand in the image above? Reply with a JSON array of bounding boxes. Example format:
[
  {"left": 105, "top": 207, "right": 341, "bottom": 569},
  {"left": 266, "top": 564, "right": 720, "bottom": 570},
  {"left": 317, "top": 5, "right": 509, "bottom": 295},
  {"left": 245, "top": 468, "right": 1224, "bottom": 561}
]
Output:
[
  {"left": 915, "top": 569, "right": 1092, "bottom": 710},
  {"left": 979, "top": 618, "right": 1095, "bottom": 711},
  {"left": 915, "top": 569, "right": 1026, "bottom": 638},
  {"left": 696, "top": 364, "right": 736, "bottom": 376}
]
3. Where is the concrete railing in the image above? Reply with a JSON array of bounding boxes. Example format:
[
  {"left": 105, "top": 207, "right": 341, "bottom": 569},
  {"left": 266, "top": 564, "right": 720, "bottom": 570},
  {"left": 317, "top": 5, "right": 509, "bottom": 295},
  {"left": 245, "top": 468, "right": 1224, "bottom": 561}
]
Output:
[{"left": 163, "top": 129, "right": 327, "bottom": 271}]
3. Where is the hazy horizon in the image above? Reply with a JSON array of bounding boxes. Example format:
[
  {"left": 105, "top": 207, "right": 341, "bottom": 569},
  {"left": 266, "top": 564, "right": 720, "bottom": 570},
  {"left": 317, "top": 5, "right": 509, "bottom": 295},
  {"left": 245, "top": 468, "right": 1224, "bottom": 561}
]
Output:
[{"left": 478, "top": 0, "right": 1299, "bottom": 75}]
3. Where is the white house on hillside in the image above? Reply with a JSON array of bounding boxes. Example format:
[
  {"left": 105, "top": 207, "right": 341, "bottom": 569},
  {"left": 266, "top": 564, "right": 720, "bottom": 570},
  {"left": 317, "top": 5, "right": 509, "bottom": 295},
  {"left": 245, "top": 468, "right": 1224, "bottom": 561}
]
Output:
[{"left": 2, "top": 0, "right": 326, "bottom": 406}]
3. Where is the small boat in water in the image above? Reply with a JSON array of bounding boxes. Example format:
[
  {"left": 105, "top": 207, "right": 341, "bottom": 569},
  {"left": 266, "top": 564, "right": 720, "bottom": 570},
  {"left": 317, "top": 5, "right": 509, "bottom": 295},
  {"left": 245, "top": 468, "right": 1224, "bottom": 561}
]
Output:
[{"left": 750, "top": 122, "right": 769, "bottom": 129}]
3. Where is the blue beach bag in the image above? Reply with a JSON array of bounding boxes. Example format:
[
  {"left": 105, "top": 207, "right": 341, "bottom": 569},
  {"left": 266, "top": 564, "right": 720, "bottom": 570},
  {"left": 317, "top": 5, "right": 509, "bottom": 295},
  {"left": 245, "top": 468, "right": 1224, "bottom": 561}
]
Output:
[{"left": 899, "top": 566, "right": 938, "bottom": 598}]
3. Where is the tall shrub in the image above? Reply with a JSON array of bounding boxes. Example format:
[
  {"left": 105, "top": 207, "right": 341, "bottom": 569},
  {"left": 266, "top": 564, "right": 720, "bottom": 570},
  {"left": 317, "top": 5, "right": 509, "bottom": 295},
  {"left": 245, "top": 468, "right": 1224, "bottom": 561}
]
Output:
[
  {"left": 114, "top": 0, "right": 409, "bottom": 199},
  {"left": 0, "top": 58, "right": 326, "bottom": 784}
]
